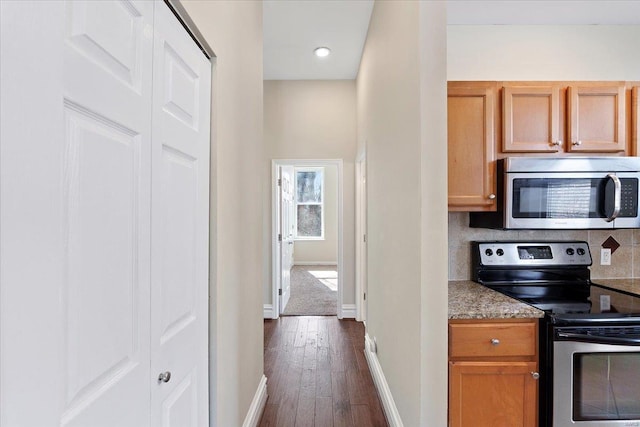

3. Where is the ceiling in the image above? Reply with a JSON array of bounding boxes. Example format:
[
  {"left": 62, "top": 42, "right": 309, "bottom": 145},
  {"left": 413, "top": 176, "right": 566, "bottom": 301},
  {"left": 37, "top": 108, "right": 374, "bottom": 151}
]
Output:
[{"left": 263, "top": 0, "right": 640, "bottom": 81}]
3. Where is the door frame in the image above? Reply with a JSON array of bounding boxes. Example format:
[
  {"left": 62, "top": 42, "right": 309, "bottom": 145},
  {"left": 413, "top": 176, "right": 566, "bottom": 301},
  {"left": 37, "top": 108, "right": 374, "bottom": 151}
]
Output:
[{"left": 270, "top": 159, "right": 344, "bottom": 319}]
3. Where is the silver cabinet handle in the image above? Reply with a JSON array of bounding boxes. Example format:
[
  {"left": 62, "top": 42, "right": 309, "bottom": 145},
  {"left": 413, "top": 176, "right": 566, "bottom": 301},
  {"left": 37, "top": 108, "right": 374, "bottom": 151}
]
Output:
[
  {"left": 531, "top": 372, "right": 540, "bottom": 380},
  {"left": 158, "top": 371, "right": 171, "bottom": 383},
  {"left": 551, "top": 140, "right": 562, "bottom": 146},
  {"left": 490, "top": 338, "right": 500, "bottom": 345},
  {"left": 488, "top": 194, "right": 496, "bottom": 200},
  {"left": 572, "top": 140, "right": 582, "bottom": 146}
]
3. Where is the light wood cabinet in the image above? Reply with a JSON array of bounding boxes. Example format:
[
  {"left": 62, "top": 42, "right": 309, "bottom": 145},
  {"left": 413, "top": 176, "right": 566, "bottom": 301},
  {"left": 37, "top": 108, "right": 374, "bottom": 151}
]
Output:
[
  {"left": 633, "top": 87, "right": 638, "bottom": 156},
  {"left": 502, "top": 85, "right": 562, "bottom": 153},
  {"left": 501, "top": 82, "right": 628, "bottom": 154},
  {"left": 567, "top": 84, "right": 626, "bottom": 153},
  {"left": 447, "top": 83, "right": 497, "bottom": 211},
  {"left": 449, "top": 319, "right": 539, "bottom": 427}
]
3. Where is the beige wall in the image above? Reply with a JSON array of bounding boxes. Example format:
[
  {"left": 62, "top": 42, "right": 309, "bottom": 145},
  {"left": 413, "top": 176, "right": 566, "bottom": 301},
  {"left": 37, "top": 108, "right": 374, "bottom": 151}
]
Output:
[
  {"left": 263, "top": 80, "right": 356, "bottom": 306},
  {"left": 448, "top": 25, "right": 640, "bottom": 81},
  {"left": 447, "top": 24, "right": 640, "bottom": 282},
  {"left": 180, "top": 1, "right": 264, "bottom": 426},
  {"left": 294, "top": 165, "right": 338, "bottom": 265},
  {"left": 357, "top": 1, "right": 448, "bottom": 425}
]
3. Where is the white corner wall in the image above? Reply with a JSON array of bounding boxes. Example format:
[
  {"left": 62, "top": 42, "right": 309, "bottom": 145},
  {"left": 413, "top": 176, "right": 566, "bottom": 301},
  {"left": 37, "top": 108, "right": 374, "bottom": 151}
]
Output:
[
  {"left": 356, "top": 1, "right": 448, "bottom": 425},
  {"left": 447, "top": 25, "right": 640, "bottom": 81},
  {"left": 179, "top": 2, "right": 264, "bottom": 426},
  {"left": 263, "top": 80, "right": 357, "bottom": 306}
]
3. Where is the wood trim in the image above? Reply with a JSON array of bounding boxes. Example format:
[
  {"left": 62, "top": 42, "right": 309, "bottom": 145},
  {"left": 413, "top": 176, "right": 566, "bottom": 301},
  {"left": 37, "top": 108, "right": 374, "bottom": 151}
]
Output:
[
  {"left": 242, "top": 375, "right": 268, "bottom": 427},
  {"left": 364, "top": 334, "right": 404, "bottom": 427},
  {"left": 633, "top": 86, "right": 638, "bottom": 156}
]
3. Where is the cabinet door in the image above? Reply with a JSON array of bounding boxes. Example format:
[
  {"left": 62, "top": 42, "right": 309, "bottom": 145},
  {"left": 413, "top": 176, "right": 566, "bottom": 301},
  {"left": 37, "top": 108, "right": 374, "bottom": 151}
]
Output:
[
  {"left": 449, "top": 361, "right": 538, "bottom": 427},
  {"left": 633, "top": 87, "right": 638, "bottom": 156},
  {"left": 568, "top": 84, "right": 626, "bottom": 153},
  {"left": 502, "top": 86, "right": 562, "bottom": 152},
  {"left": 448, "top": 85, "right": 497, "bottom": 211}
]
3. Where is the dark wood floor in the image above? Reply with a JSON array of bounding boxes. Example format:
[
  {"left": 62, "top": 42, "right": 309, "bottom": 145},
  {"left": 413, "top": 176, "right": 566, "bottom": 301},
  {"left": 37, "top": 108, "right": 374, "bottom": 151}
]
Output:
[{"left": 259, "top": 316, "right": 388, "bottom": 427}]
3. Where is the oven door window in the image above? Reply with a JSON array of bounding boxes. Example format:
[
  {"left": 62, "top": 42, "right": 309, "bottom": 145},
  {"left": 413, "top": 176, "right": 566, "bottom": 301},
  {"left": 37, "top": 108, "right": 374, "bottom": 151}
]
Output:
[
  {"left": 573, "top": 352, "right": 640, "bottom": 420},
  {"left": 513, "top": 178, "right": 603, "bottom": 219}
]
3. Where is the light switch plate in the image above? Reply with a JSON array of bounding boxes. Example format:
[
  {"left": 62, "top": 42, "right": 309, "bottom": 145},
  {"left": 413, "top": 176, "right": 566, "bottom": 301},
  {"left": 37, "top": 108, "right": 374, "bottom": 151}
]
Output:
[{"left": 601, "top": 248, "right": 612, "bottom": 266}]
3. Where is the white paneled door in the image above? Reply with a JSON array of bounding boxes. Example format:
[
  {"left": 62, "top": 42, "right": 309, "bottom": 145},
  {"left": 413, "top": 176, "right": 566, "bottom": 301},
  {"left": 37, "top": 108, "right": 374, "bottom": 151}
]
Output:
[
  {"left": 0, "top": 2, "right": 210, "bottom": 426},
  {"left": 150, "top": 4, "right": 211, "bottom": 427},
  {"left": 279, "top": 166, "right": 295, "bottom": 313}
]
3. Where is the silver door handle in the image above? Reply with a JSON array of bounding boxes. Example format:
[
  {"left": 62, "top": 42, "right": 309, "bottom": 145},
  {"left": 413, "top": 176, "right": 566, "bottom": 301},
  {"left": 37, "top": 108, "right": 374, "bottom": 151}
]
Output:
[
  {"left": 490, "top": 338, "right": 500, "bottom": 345},
  {"left": 531, "top": 372, "right": 540, "bottom": 380},
  {"left": 572, "top": 140, "right": 582, "bottom": 146},
  {"left": 158, "top": 371, "right": 171, "bottom": 383},
  {"left": 488, "top": 194, "right": 496, "bottom": 200},
  {"left": 551, "top": 140, "right": 562, "bottom": 146}
]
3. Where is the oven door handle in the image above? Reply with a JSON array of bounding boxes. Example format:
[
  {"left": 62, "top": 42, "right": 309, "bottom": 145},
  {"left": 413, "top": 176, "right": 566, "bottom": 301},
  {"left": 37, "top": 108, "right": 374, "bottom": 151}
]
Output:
[{"left": 556, "top": 331, "right": 640, "bottom": 346}]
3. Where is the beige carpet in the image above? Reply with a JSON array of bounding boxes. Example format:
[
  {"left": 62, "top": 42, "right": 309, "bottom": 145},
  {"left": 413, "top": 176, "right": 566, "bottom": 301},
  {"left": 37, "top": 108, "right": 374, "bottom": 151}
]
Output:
[{"left": 281, "top": 265, "right": 337, "bottom": 316}]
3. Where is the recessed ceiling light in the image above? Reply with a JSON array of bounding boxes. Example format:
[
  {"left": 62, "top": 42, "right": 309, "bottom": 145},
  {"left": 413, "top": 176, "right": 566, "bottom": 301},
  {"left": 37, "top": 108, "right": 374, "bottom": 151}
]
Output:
[{"left": 314, "top": 47, "right": 331, "bottom": 58}]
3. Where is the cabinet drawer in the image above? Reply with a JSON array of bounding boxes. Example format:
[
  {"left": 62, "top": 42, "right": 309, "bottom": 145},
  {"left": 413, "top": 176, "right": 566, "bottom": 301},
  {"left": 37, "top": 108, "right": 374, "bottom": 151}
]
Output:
[{"left": 449, "top": 322, "right": 536, "bottom": 358}]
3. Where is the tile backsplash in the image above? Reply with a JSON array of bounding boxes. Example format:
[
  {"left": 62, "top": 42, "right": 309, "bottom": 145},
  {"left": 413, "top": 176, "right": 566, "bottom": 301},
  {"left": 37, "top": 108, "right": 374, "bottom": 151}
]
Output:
[{"left": 448, "top": 212, "right": 640, "bottom": 281}]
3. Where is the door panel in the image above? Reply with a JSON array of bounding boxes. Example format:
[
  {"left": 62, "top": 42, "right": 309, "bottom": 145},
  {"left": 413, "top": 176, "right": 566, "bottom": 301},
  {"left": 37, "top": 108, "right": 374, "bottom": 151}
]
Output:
[
  {"left": 62, "top": 1, "right": 154, "bottom": 425},
  {"left": 280, "top": 166, "right": 295, "bottom": 312},
  {"left": 150, "top": 4, "right": 211, "bottom": 427},
  {"left": 0, "top": 1, "right": 154, "bottom": 425}
]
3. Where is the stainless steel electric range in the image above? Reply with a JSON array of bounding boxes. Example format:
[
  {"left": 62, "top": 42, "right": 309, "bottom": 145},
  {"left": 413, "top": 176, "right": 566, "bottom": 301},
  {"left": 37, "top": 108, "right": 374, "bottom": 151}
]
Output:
[{"left": 472, "top": 241, "right": 640, "bottom": 427}]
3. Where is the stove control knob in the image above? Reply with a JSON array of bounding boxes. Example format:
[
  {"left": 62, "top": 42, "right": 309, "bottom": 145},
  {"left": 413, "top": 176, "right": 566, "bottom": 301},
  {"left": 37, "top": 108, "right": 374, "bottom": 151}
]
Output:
[
  {"left": 496, "top": 248, "right": 504, "bottom": 256},
  {"left": 566, "top": 248, "right": 575, "bottom": 256},
  {"left": 577, "top": 248, "right": 586, "bottom": 256},
  {"left": 485, "top": 249, "right": 493, "bottom": 256}
]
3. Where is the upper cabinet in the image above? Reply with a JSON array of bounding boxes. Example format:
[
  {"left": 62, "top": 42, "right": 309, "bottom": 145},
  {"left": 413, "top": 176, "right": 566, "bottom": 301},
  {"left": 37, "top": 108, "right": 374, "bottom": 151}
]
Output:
[
  {"left": 501, "top": 82, "right": 628, "bottom": 154},
  {"left": 502, "top": 85, "right": 562, "bottom": 153},
  {"left": 448, "top": 82, "right": 497, "bottom": 211},
  {"left": 567, "top": 84, "right": 626, "bottom": 153}
]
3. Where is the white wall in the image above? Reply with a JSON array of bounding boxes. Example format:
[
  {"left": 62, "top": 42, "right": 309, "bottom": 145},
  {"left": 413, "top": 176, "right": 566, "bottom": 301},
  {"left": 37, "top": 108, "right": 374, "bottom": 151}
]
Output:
[
  {"left": 263, "top": 80, "right": 357, "bottom": 305},
  {"left": 294, "top": 165, "right": 338, "bottom": 265},
  {"left": 179, "top": 2, "right": 264, "bottom": 426},
  {"left": 447, "top": 24, "right": 640, "bottom": 283},
  {"left": 448, "top": 25, "right": 640, "bottom": 80},
  {"left": 356, "top": 1, "right": 448, "bottom": 425}
]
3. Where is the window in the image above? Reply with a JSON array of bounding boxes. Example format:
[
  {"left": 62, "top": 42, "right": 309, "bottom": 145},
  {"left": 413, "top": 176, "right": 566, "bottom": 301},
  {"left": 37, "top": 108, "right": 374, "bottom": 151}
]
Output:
[{"left": 295, "top": 167, "right": 324, "bottom": 239}]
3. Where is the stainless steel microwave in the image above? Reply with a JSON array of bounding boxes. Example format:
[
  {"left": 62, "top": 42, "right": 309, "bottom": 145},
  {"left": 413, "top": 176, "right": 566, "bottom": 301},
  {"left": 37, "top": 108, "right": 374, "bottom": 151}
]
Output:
[{"left": 470, "top": 157, "right": 640, "bottom": 229}]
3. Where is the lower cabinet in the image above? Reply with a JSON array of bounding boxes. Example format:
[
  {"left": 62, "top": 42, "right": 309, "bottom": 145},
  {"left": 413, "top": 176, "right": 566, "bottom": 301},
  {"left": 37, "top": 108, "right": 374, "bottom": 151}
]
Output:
[{"left": 449, "top": 319, "right": 539, "bottom": 427}]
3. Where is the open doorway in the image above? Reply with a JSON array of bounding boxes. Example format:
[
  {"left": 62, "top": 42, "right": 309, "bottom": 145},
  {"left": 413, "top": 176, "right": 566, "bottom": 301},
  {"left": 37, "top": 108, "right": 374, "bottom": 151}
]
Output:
[{"left": 271, "top": 159, "right": 344, "bottom": 318}]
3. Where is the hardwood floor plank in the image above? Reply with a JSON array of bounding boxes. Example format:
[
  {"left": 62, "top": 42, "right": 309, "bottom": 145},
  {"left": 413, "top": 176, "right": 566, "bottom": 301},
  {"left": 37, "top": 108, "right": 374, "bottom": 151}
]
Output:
[
  {"left": 316, "top": 368, "right": 332, "bottom": 398},
  {"left": 346, "top": 369, "right": 369, "bottom": 405},
  {"left": 295, "top": 397, "right": 316, "bottom": 427},
  {"left": 332, "top": 371, "right": 354, "bottom": 427},
  {"left": 258, "top": 403, "right": 279, "bottom": 427},
  {"left": 351, "top": 404, "right": 376, "bottom": 427},
  {"left": 315, "top": 397, "right": 334, "bottom": 427}
]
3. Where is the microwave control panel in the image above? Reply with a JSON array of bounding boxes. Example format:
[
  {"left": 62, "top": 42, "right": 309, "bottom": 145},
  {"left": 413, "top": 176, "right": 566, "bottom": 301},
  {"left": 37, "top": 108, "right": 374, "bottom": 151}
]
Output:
[{"left": 476, "top": 241, "right": 592, "bottom": 266}]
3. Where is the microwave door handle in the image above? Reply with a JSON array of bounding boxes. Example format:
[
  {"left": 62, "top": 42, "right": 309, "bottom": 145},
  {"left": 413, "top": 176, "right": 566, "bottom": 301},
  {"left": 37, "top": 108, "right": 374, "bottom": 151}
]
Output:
[
  {"left": 557, "top": 331, "right": 640, "bottom": 346},
  {"left": 605, "top": 173, "right": 621, "bottom": 222}
]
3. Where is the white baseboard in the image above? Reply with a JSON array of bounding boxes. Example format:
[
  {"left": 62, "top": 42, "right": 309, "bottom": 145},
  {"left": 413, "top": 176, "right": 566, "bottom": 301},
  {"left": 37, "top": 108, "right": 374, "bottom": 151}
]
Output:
[
  {"left": 364, "top": 334, "right": 404, "bottom": 427},
  {"left": 341, "top": 304, "right": 356, "bottom": 319},
  {"left": 263, "top": 304, "right": 274, "bottom": 319},
  {"left": 293, "top": 261, "right": 337, "bottom": 266},
  {"left": 242, "top": 375, "right": 268, "bottom": 427}
]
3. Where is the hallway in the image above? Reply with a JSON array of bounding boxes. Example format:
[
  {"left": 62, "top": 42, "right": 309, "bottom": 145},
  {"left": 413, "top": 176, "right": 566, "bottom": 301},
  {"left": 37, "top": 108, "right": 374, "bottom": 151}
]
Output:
[{"left": 259, "top": 317, "right": 387, "bottom": 427}]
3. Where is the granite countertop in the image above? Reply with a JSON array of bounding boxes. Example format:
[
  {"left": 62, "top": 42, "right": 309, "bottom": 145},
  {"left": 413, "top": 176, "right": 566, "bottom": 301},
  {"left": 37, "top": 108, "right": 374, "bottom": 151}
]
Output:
[
  {"left": 592, "top": 278, "right": 640, "bottom": 297},
  {"left": 449, "top": 280, "right": 545, "bottom": 320}
]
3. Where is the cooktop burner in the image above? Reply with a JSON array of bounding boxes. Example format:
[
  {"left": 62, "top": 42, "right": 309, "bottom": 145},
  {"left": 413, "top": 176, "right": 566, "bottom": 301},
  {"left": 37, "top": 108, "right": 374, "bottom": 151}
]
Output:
[{"left": 472, "top": 240, "right": 640, "bottom": 320}]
